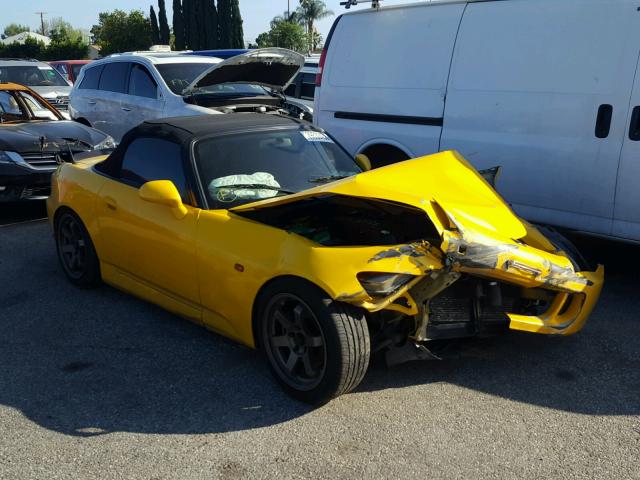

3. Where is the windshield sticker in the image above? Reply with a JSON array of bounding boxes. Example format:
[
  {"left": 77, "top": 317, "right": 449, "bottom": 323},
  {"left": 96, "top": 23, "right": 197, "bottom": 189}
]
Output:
[{"left": 300, "top": 131, "right": 333, "bottom": 143}]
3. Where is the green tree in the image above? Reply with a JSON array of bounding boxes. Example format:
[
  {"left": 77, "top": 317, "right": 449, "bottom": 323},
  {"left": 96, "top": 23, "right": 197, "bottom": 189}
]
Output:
[
  {"left": 158, "top": 0, "right": 170, "bottom": 44},
  {"left": 296, "top": 0, "right": 333, "bottom": 52},
  {"left": 173, "top": 0, "right": 186, "bottom": 50},
  {"left": 203, "top": 0, "right": 218, "bottom": 49},
  {"left": 183, "top": 0, "right": 200, "bottom": 49},
  {"left": 256, "top": 21, "right": 307, "bottom": 52},
  {"left": 218, "top": 0, "right": 244, "bottom": 49},
  {"left": 150, "top": 6, "right": 161, "bottom": 44},
  {"left": 0, "top": 37, "right": 45, "bottom": 59},
  {"left": 3, "top": 23, "right": 30, "bottom": 38},
  {"left": 91, "top": 10, "right": 152, "bottom": 56}
]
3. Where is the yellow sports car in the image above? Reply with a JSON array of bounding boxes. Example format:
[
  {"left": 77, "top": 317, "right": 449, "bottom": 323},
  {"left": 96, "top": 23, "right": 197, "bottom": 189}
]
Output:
[{"left": 47, "top": 114, "right": 604, "bottom": 404}]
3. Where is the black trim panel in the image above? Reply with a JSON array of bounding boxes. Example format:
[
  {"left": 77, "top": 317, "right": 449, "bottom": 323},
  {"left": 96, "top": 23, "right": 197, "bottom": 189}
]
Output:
[{"left": 334, "top": 111, "right": 443, "bottom": 127}]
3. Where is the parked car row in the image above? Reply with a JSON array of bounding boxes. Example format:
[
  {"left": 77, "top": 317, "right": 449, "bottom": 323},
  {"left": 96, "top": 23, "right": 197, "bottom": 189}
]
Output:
[{"left": 69, "top": 48, "right": 306, "bottom": 141}]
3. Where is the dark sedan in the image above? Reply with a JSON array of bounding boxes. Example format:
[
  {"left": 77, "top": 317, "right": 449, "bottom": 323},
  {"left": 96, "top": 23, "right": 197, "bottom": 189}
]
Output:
[{"left": 0, "top": 82, "right": 115, "bottom": 201}]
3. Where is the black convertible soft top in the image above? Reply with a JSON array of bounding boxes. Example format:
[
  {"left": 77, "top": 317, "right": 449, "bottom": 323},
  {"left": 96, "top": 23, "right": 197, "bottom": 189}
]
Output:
[{"left": 96, "top": 113, "right": 309, "bottom": 177}]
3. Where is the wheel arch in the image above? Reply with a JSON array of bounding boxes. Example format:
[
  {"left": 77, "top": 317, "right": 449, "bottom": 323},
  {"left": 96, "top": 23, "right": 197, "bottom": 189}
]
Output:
[
  {"left": 356, "top": 140, "right": 413, "bottom": 169},
  {"left": 74, "top": 117, "right": 92, "bottom": 127}
]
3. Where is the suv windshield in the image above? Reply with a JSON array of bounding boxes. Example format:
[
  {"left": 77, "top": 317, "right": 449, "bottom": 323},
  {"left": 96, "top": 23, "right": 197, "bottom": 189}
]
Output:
[
  {"left": 155, "top": 62, "right": 268, "bottom": 96},
  {"left": 0, "top": 65, "right": 68, "bottom": 87},
  {"left": 195, "top": 128, "right": 362, "bottom": 209}
]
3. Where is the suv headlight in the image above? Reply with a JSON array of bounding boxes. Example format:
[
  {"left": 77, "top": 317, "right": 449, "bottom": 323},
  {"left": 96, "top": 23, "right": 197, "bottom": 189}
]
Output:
[
  {"left": 0, "top": 151, "right": 25, "bottom": 165},
  {"left": 357, "top": 272, "right": 415, "bottom": 297},
  {"left": 94, "top": 135, "right": 117, "bottom": 150}
]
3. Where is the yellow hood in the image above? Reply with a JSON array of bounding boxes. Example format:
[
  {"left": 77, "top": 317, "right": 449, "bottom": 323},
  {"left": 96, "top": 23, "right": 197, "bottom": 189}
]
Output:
[{"left": 232, "top": 150, "right": 527, "bottom": 241}]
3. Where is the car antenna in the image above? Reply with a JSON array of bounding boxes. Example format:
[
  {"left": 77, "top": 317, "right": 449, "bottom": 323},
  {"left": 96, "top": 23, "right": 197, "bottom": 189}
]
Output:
[{"left": 340, "top": 0, "right": 381, "bottom": 9}]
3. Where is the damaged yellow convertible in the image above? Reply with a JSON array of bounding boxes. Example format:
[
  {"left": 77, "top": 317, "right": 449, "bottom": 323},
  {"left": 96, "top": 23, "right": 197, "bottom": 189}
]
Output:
[{"left": 47, "top": 114, "right": 604, "bottom": 404}]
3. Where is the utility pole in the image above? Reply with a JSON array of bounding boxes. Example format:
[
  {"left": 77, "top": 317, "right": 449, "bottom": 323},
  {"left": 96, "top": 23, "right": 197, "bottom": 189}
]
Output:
[
  {"left": 35, "top": 11, "right": 47, "bottom": 36},
  {"left": 287, "top": 0, "right": 290, "bottom": 18}
]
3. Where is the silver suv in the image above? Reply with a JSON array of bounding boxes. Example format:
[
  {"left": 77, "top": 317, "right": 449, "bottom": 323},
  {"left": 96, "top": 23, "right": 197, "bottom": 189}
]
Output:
[{"left": 0, "top": 58, "right": 72, "bottom": 110}]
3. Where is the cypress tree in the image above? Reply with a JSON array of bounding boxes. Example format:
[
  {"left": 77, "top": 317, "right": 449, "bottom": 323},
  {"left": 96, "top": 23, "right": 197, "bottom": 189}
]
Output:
[
  {"left": 158, "top": 0, "right": 170, "bottom": 44},
  {"left": 217, "top": 0, "right": 230, "bottom": 48},
  {"left": 229, "top": 0, "right": 244, "bottom": 49},
  {"left": 197, "top": 0, "right": 207, "bottom": 50},
  {"left": 204, "top": 0, "right": 218, "bottom": 49},
  {"left": 150, "top": 6, "right": 160, "bottom": 45},
  {"left": 184, "top": 0, "right": 199, "bottom": 50},
  {"left": 173, "top": 0, "right": 186, "bottom": 50}
]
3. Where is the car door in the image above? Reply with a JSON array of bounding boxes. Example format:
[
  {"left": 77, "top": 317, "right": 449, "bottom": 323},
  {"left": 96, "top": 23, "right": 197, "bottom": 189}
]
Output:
[
  {"left": 96, "top": 136, "right": 201, "bottom": 320},
  {"left": 613, "top": 57, "right": 640, "bottom": 242},
  {"left": 441, "top": 0, "right": 640, "bottom": 236},
  {"left": 122, "top": 63, "right": 166, "bottom": 131},
  {"left": 95, "top": 61, "right": 131, "bottom": 140},
  {"left": 71, "top": 63, "right": 103, "bottom": 125}
]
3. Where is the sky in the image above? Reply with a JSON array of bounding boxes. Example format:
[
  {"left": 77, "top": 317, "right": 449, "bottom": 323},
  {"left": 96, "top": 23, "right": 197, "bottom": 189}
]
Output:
[{"left": 2, "top": 0, "right": 412, "bottom": 44}]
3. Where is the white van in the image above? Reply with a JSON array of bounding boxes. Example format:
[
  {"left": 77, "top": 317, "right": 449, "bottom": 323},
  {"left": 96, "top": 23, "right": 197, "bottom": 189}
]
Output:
[{"left": 314, "top": 0, "right": 640, "bottom": 242}]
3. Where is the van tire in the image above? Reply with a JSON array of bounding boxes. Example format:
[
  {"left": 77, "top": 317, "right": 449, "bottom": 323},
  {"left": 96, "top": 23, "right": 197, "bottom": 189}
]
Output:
[{"left": 362, "top": 144, "right": 410, "bottom": 169}]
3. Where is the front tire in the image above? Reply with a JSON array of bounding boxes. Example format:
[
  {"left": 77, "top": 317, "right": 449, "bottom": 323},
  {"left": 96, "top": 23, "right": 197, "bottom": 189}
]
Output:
[
  {"left": 257, "top": 279, "right": 370, "bottom": 404},
  {"left": 55, "top": 210, "right": 101, "bottom": 288}
]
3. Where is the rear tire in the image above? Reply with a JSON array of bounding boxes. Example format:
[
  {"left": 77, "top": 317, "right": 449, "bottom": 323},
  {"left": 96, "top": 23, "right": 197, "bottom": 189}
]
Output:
[
  {"left": 257, "top": 279, "right": 370, "bottom": 404},
  {"left": 55, "top": 210, "right": 101, "bottom": 288}
]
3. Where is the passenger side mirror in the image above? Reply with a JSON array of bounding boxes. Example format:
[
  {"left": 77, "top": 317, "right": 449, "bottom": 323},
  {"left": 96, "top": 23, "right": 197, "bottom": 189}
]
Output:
[
  {"left": 139, "top": 180, "right": 188, "bottom": 219},
  {"left": 355, "top": 153, "right": 372, "bottom": 172}
]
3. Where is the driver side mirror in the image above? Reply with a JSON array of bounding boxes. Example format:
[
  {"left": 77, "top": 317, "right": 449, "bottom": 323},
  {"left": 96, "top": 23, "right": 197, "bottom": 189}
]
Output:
[
  {"left": 354, "top": 153, "right": 372, "bottom": 172},
  {"left": 139, "top": 180, "right": 188, "bottom": 219}
]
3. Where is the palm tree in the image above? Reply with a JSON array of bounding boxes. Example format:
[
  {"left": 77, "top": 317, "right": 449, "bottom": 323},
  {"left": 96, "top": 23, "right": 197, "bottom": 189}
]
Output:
[
  {"left": 296, "top": 0, "right": 333, "bottom": 52},
  {"left": 271, "top": 10, "right": 303, "bottom": 29}
]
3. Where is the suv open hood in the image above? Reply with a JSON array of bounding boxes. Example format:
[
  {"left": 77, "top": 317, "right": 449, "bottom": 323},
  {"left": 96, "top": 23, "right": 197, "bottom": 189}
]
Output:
[
  {"left": 182, "top": 48, "right": 305, "bottom": 95},
  {"left": 231, "top": 150, "right": 528, "bottom": 241}
]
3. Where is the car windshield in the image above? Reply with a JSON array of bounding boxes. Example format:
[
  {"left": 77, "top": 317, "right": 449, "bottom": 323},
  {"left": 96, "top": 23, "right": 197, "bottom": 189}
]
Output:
[
  {"left": 0, "top": 90, "right": 57, "bottom": 122},
  {"left": 195, "top": 128, "right": 362, "bottom": 209},
  {"left": 156, "top": 62, "right": 268, "bottom": 96},
  {"left": 0, "top": 65, "right": 68, "bottom": 87}
]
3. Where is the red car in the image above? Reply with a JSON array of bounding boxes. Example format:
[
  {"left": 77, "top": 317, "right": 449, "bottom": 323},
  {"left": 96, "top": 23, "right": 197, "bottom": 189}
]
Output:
[{"left": 48, "top": 60, "right": 92, "bottom": 84}]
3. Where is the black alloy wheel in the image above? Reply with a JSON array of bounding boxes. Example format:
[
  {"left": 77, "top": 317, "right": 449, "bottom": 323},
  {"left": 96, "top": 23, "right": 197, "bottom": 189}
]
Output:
[
  {"left": 55, "top": 210, "right": 101, "bottom": 287},
  {"left": 258, "top": 279, "right": 370, "bottom": 404}
]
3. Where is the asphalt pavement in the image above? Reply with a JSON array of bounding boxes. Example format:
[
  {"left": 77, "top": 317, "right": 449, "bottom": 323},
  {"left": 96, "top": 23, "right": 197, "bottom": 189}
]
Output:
[{"left": 1, "top": 203, "right": 639, "bottom": 479}]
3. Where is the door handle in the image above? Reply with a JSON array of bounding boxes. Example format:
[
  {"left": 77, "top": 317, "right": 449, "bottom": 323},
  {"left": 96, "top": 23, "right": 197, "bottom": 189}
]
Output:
[
  {"left": 87, "top": 100, "right": 96, "bottom": 105},
  {"left": 121, "top": 107, "right": 132, "bottom": 112},
  {"left": 629, "top": 106, "right": 640, "bottom": 141},
  {"left": 104, "top": 196, "right": 117, "bottom": 211},
  {"left": 595, "top": 104, "right": 613, "bottom": 138}
]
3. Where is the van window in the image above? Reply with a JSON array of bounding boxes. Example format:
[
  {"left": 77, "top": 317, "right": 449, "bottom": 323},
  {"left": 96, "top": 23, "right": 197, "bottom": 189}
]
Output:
[
  {"left": 98, "top": 62, "right": 130, "bottom": 93},
  {"left": 120, "top": 137, "right": 189, "bottom": 202},
  {"left": 128, "top": 64, "right": 157, "bottom": 98},
  {"left": 79, "top": 65, "right": 103, "bottom": 90}
]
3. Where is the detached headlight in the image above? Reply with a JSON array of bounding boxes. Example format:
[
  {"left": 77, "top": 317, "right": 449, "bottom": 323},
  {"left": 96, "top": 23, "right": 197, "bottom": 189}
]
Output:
[
  {"left": 0, "top": 151, "right": 25, "bottom": 165},
  {"left": 357, "top": 272, "right": 415, "bottom": 298},
  {"left": 94, "top": 135, "right": 117, "bottom": 151}
]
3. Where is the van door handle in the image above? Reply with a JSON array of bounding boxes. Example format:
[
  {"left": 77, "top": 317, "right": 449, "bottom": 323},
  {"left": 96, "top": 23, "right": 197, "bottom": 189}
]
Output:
[
  {"left": 104, "top": 196, "right": 117, "bottom": 211},
  {"left": 121, "top": 107, "right": 132, "bottom": 112},
  {"left": 595, "top": 104, "right": 613, "bottom": 138},
  {"left": 87, "top": 100, "right": 96, "bottom": 105},
  {"left": 629, "top": 106, "right": 640, "bottom": 141}
]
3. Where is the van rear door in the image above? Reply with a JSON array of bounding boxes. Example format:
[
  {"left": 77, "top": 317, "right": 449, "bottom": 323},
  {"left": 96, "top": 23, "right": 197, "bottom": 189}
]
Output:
[
  {"left": 441, "top": 0, "right": 640, "bottom": 237},
  {"left": 613, "top": 56, "right": 640, "bottom": 241},
  {"left": 315, "top": 3, "right": 465, "bottom": 164}
]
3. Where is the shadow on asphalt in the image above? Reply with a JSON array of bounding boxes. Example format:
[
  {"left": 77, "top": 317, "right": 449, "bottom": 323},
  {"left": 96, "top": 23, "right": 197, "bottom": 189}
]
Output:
[{"left": 1, "top": 210, "right": 639, "bottom": 437}]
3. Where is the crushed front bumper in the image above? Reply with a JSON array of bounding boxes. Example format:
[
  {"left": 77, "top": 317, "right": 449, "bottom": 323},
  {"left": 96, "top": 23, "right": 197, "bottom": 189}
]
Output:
[{"left": 507, "top": 264, "right": 604, "bottom": 335}]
